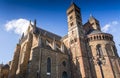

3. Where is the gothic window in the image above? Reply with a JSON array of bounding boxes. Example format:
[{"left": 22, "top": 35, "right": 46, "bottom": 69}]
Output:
[
  {"left": 27, "top": 61, "right": 31, "bottom": 73},
  {"left": 47, "top": 57, "right": 51, "bottom": 75},
  {"left": 96, "top": 44, "right": 103, "bottom": 57},
  {"left": 62, "top": 71, "right": 68, "bottom": 78}
]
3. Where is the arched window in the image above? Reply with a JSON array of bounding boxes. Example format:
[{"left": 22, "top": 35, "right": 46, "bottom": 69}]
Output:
[
  {"left": 62, "top": 71, "right": 68, "bottom": 78},
  {"left": 96, "top": 45, "right": 103, "bottom": 57},
  {"left": 47, "top": 58, "right": 51, "bottom": 74},
  {"left": 62, "top": 61, "right": 66, "bottom": 67}
]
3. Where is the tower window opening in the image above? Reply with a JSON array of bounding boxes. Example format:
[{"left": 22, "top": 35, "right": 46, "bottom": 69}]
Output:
[
  {"left": 75, "top": 8, "right": 80, "bottom": 13},
  {"left": 77, "top": 15, "right": 80, "bottom": 19},
  {"left": 70, "top": 22, "right": 74, "bottom": 27},
  {"left": 77, "top": 21, "right": 81, "bottom": 25},
  {"left": 74, "top": 38, "right": 77, "bottom": 42},
  {"left": 68, "top": 9, "right": 73, "bottom": 15},
  {"left": 70, "top": 16, "right": 73, "bottom": 20},
  {"left": 71, "top": 40, "right": 74, "bottom": 44},
  {"left": 72, "top": 31, "right": 74, "bottom": 34}
]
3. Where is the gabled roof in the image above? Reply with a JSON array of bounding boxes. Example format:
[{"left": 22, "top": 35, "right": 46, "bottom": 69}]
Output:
[{"left": 37, "top": 27, "right": 62, "bottom": 41}]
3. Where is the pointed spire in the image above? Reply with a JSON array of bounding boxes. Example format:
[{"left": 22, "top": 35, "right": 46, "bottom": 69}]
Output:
[
  {"left": 90, "top": 13, "right": 92, "bottom": 17},
  {"left": 29, "top": 20, "right": 32, "bottom": 25},
  {"left": 89, "top": 14, "right": 96, "bottom": 21},
  {"left": 34, "top": 19, "right": 36, "bottom": 27},
  {"left": 38, "top": 33, "right": 42, "bottom": 47},
  {"left": 33, "top": 19, "right": 37, "bottom": 34},
  {"left": 89, "top": 14, "right": 94, "bottom": 19},
  {"left": 21, "top": 33, "right": 24, "bottom": 39}
]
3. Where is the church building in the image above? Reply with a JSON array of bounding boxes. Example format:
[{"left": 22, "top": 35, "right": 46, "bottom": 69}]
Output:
[{"left": 0, "top": 3, "right": 120, "bottom": 78}]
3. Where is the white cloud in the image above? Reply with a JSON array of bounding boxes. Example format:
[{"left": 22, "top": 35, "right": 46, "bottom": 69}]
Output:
[
  {"left": 5, "top": 18, "right": 30, "bottom": 35},
  {"left": 112, "top": 21, "right": 119, "bottom": 25},
  {"left": 101, "top": 24, "right": 110, "bottom": 32},
  {"left": 102, "top": 20, "right": 119, "bottom": 32},
  {"left": 102, "top": 20, "right": 120, "bottom": 56}
]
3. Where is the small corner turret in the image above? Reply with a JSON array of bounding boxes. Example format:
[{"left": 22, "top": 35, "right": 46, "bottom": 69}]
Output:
[
  {"left": 33, "top": 19, "right": 38, "bottom": 34},
  {"left": 89, "top": 15, "right": 101, "bottom": 31}
]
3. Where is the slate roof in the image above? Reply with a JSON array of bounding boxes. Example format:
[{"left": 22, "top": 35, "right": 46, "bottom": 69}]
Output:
[{"left": 37, "top": 27, "right": 62, "bottom": 41}]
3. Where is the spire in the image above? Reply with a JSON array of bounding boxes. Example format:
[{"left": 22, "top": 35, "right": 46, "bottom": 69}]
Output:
[
  {"left": 38, "top": 33, "right": 42, "bottom": 47},
  {"left": 21, "top": 33, "right": 24, "bottom": 39},
  {"left": 34, "top": 19, "right": 36, "bottom": 27},
  {"left": 89, "top": 14, "right": 94, "bottom": 20},
  {"left": 33, "top": 19, "right": 37, "bottom": 34},
  {"left": 89, "top": 14, "right": 101, "bottom": 31},
  {"left": 90, "top": 13, "right": 92, "bottom": 17},
  {"left": 89, "top": 14, "right": 98, "bottom": 22},
  {"left": 30, "top": 20, "right": 31, "bottom": 25}
]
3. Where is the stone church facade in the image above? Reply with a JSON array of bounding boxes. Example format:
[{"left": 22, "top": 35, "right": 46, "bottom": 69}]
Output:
[{"left": 0, "top": 3, "right": 120, "bottom": 78}]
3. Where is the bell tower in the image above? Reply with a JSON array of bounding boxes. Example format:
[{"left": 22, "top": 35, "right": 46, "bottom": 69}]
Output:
[
  {"left": 67, "top": 3, "right": 92, "bottom": 78},
  {"left": 67, "top": 2, "right": 83, "bottom": 36}
]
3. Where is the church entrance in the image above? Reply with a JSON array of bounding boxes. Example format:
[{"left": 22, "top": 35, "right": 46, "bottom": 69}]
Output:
[{"left": 62, "top": 71, "right": 68, "bottom": 78}]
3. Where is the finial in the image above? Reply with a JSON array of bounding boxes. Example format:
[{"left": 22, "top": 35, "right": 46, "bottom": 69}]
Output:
[
  {"left": 34, "top": 19, "right": 36, "bottom": 26},
  {"left": 29, "top": 20, "right": 32, "bottom": 25},
  {"left": 21, "top": 33, "right": 24, "bottom": 39},
  {"left": 90, "top": 13, "right": 92, "bottom": 17},
  {"left": 89, "top": 13, "right": 94, "bottom": 20},
  {"left": 33, "top": 19, "right": 37, "bottom": 34}
]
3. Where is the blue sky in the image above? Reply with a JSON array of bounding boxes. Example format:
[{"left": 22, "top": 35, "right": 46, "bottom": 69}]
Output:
[{"left": 0, "top": 0, "right": 120, "bottom": 64}]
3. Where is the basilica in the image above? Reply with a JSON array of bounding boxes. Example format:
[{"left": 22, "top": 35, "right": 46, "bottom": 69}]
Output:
[{"left": 0, "top": 3, "right": 120, "bottom": 78}]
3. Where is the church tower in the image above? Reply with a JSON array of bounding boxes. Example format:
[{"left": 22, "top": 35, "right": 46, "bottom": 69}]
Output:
[
  {"left": 86, "top": 16, "right": 120, "bottom": 78},
  {"left": 67, "top": 3, "right": 92, "bottom": 78}
]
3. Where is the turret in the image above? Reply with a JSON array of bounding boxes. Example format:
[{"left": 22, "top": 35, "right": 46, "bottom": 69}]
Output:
[
  {"left": 33, "top": 19, "right": 37, "bottom": 34},
  {"left": 67, "top": 3, "right": 92, "bottom": 78},
  {"left": 89, "top": 15, "right": 101, "bottom": 31}
]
